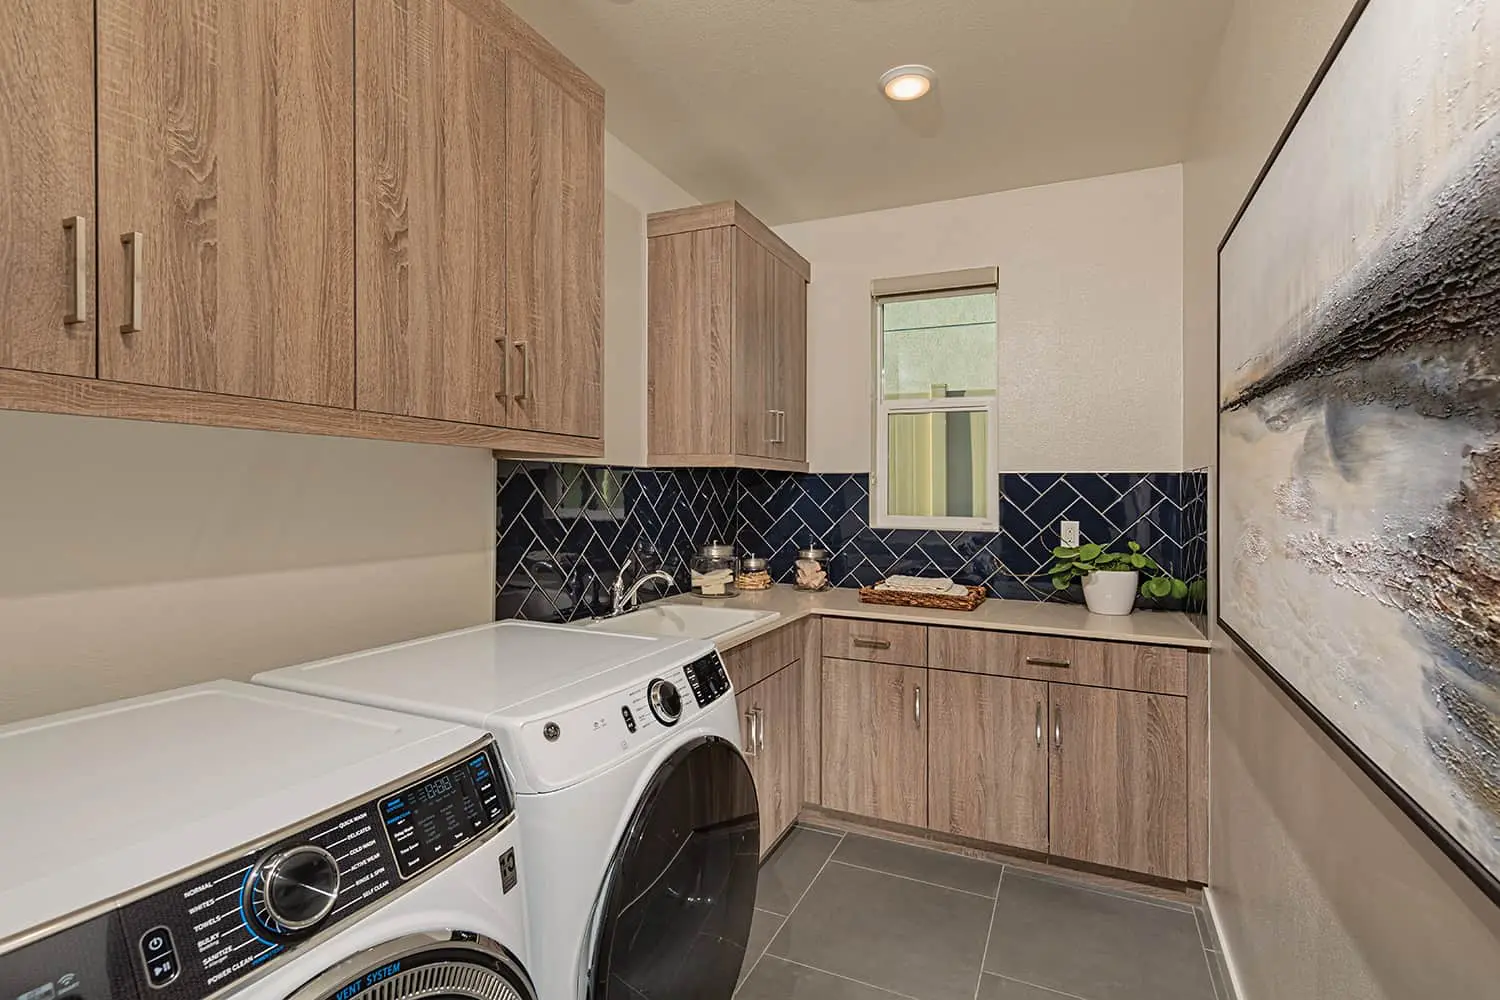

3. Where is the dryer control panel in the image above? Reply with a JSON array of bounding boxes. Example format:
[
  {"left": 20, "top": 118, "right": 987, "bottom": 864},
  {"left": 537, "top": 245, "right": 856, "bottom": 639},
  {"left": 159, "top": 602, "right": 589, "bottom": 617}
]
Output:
[{"left": 0, "top": 742, "right": 513, "bottom": 1000}]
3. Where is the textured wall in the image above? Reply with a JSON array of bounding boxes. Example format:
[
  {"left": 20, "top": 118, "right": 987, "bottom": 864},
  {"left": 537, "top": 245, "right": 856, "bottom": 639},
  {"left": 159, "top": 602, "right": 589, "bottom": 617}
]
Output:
[
  {"left": 776, "top": 164, "right": 1184, "bottom": 474},
  {"left": 1184, "top": 0, "right": 1500, "bottom": 995},
  {"left": 0, "top": 411, "right": 495, "bottom": 724}
]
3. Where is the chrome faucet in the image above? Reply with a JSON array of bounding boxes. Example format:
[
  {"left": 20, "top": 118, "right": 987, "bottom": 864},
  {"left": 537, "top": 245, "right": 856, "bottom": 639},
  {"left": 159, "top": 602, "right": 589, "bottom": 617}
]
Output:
[{"left": 609, "top": 557, "right": 675, "bottom": 616}]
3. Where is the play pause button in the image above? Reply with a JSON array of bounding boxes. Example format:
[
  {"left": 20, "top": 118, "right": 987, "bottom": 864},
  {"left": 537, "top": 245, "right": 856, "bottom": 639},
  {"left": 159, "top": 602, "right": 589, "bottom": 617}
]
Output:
[{"left": 139, "top": 927, "right": 179, "bottom": 988}]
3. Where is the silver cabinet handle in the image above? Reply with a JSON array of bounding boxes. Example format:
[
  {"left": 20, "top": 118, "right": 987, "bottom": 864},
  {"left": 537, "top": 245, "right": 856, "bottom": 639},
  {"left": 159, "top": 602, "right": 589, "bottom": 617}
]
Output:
[
  {"left": 513, "top": 341, "right": 531, "bottom": 401},
  {"left": 743, "top": 709, "right": 758, "bottom": 758},
  {"left": 495, "top": 336, "right": 509, "bottom": 401},
  {"left": 1035, "top": 701, "right": 1043, "bottom": 747},
  {"left": 120, "top": 231, "right": 143, "bottom": 333},
  {"left": 766, "top": 409, "right": 777, "bottom": 444},
  {"left": 775, "top": 410, "right": 786, "bottom": 444},
  {"left": 755, "top": 707, "right": 766, "bottom": 754},
  {"left": 914, "top": 685, "right": 922, "bottom": 729},
  {"left": 852, "top": 637, "right": 891, "bottom": 650},
  {"left": 1026, "top": 657, "right": 1071, "bottom": 669},
  {"left": 1054, "top": 705, "right": 1062, "bottom": 749},
  {"left": 63, "top": 216, "right": 87, "bottom": 323}
]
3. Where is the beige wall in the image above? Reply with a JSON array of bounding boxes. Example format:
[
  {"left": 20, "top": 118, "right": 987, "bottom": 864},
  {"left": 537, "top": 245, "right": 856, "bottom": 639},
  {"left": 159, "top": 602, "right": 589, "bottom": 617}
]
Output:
[
  {"left": 602, "top": 132, "right": 698, "bottom": 466},
  {"left": 776, "top": 165, "right": 1184, "bottom": 474},
  {"left": 0, "top": 412, "right": 495, "bottom": 724},
  {"left": 1184, "top": 1, "right": 1500, "bottom": 996},
  {"left": 0, "top": 131, "right": 690, "bottom": 725}
]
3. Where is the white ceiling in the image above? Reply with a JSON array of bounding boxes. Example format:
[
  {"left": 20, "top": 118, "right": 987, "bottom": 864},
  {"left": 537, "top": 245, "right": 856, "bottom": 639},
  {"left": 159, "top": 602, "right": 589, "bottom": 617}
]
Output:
[{"left": 504, "top": 0, "right": 1235, "bottom": 223}]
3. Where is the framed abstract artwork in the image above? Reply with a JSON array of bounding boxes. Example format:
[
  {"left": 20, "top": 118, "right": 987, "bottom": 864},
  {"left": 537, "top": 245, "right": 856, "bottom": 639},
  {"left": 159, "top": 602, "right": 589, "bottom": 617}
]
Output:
[{"left": 1217, "top": 0, "right": 1500, "bottom": 903}]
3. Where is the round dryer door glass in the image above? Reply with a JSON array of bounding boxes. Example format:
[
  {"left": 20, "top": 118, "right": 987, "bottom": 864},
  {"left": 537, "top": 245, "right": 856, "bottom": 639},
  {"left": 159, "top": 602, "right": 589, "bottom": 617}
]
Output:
[
  {"left": 289, "top": 935, "right": 536, "bottom": 1000},
  {"left": 589, "top": 736, "right": 759, "bottom": 1000}
]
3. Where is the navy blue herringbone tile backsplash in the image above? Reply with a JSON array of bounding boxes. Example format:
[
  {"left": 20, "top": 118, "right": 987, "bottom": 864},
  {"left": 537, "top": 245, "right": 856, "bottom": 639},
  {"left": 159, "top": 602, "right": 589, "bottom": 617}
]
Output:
[{"left": 496, "top": 462, "right": 1208, "bottom": 622}]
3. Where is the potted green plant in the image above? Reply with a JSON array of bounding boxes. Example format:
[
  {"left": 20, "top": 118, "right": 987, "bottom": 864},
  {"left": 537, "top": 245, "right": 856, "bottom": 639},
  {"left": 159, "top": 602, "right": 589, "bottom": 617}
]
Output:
[{"left": 1048, "top": 541, "right": 1189, "bottom": 615}]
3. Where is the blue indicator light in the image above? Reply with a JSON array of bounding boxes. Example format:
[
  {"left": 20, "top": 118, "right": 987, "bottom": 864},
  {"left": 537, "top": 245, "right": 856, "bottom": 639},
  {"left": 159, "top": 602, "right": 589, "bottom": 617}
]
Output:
[
  {"left": 385, "top": 798, "right": 404, "bottom": 811},
  {"left": 383, "top": 810, "right": 411, "bottom": 824}
]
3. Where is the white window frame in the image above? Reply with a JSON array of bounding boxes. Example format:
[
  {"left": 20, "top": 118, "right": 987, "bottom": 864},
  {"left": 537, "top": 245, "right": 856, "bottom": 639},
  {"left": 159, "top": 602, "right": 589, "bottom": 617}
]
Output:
[{"left": 870, "top": 270, "right": 1001, "bottom": 532}]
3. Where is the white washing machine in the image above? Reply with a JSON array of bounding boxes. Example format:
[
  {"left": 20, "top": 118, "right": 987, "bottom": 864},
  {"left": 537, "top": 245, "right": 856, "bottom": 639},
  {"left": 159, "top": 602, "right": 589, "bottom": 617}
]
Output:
[
  {"left": 253, "top": 621, "right": 759, "bottom": 1000},
  {"left": 0, "top": 681, "right": 536, "bottom": 1000}
]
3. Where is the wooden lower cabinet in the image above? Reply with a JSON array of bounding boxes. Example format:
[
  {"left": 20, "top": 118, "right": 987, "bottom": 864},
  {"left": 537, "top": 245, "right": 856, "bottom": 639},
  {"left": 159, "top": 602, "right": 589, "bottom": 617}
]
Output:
[
  {"left": 928, "top": 672, "right": 1049, "bottom": 853},
  {"left": 1048, "top": 682, "right": 1188, "bottom": 880},
  {"left": 737, "top": 661, "right": 802, "bottom": 856},
  {"left": 820, "top": 658, "right": 927, "bottom": 827}
]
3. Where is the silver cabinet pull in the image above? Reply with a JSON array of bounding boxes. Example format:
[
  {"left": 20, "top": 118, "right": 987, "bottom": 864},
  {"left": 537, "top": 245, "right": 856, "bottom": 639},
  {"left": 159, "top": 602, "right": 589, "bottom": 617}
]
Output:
[
  {"left": 852, "top": 637, "right": 891, "bottom": 650},
  {"left": 766, "top": 409, "right": 777, "bottom": 444},
  {"left": 755, "top": 707, "right": 766, "bottom": 754},
  {"left": 914, "top": 684, "right": 922, "bottom": 729},
  {"left": 1054, "top": 705, "right": 1063, "bottom": 749},
  {"left": 513, "top": 341, "right": 531, "bottom": 401},
  {"left": 1026, "top": 657, "right": 1071, "bottom": 669},
  {"left": 495, "top": 336, "right": 510, "bottom": 401},
  {"left": 120, "top": 231, "right": 143, "bottom": 333},
  {"left": 63, "top": 216, "right": 87, "bottom": 323},
  {"left": 1035, "top": 701, "right": 1043, "bottom": 747},
  {"left": 743, "top": 709, "right": 758, "bottom": 757},
  {"left": 773, "top": 410, "right": 786, "bottom": 444}
]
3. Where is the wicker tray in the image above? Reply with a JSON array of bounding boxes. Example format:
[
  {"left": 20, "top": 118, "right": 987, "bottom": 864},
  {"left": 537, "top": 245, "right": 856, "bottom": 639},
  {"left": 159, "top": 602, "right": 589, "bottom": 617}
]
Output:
[{"left": 858, "top": 583, "right": 987, "bottom": 612}]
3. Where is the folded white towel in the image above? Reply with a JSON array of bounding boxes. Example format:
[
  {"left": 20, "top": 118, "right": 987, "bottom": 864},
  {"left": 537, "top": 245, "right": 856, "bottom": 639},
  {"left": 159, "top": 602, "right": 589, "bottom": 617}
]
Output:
[{"left": 876, "top": 575, "right": 968, "bottom": 596}]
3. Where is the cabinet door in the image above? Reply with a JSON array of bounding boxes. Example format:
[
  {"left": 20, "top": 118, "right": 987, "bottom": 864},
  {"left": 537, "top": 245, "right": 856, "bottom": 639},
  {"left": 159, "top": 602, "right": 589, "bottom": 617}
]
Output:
[
  {"left": 732, "top": 231, "right": 775, "bottom": 460},
  {"left": 1049, "top": 683, "right": 1188, "bottom": 879},
  {"left": 821, "top": 658, "right": 927, "bottom": 827},
  {"left": 505, "top": 52, "right": 604, "bottom": 438},
  {"left": 740, "top": 663, "right": 803, "bottom": 855},
  {"left": 771, "top": 259, "right": 808, "bottom": 463},
  {"left": 355, "top": 0, "right": 508, "bottom": 425},
  {"left": 0, "top": 0, "right": 95, "bottom": 377},
  {"left": 97, "top": 0, "right": 353, "bottom": 405},
  {"left": 929, "top": 672, "right": 1048, "bottom": 853},
  {"left": 646, "top": 228, "right": 735, "bottom": 458}
]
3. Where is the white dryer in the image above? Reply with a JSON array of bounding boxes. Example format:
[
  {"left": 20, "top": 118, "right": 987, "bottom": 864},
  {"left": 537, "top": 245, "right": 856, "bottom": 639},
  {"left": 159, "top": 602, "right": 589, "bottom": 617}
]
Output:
[
  {"left": 0, "top": 682, "right": 536, "bottom": 1000},
  {"left": 254, "top": 621, "right": 759, "bottom": 1000}
]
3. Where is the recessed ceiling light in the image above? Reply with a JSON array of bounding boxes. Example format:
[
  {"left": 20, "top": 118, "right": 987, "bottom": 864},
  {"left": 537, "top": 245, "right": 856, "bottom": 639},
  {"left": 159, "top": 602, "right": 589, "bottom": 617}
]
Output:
[{"left": 880, "top": 64, "right": 935, "bottom": 102}]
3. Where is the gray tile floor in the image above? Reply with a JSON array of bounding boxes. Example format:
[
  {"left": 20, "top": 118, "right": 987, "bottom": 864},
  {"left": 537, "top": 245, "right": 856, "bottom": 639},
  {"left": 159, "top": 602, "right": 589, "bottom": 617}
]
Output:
[{"left": 738, "top": 826, "right": 1236, "bottom": 1000}]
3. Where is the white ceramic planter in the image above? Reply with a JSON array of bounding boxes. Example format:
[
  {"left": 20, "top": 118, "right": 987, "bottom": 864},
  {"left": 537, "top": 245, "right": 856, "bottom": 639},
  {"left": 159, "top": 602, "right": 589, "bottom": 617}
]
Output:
[{"left": 1082, "top": 570, "right": 1139, "bottom": 615}]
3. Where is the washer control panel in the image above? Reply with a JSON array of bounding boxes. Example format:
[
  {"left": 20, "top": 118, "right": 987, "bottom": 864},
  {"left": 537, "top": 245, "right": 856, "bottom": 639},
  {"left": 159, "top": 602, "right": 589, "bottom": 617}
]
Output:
[
  {"left": 681, "top": 653, "right": 731, "bottom": 708},
  {"left": 96, "top": 742, "right": 510, "bottom": 1000}
]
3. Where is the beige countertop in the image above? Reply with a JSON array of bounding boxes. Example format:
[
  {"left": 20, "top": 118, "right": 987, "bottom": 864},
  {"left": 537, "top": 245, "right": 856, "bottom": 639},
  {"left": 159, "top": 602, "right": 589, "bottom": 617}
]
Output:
[{"left": 661, "top": 587, "right": 1210, "bottom": 651}]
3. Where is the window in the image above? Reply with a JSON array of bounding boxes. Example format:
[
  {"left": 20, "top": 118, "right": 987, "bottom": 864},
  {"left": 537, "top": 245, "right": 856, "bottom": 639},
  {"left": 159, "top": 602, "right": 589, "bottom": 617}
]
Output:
[{"left": 872, "top": 269, "right": 999, "bottom": 530}]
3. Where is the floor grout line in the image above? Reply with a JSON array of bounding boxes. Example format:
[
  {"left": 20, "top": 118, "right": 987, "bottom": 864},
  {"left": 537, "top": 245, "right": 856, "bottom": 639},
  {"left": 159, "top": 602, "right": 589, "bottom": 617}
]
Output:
[
  {"left": 987, "top": 973, "right": 1091, "bottom": 1000},
  {"left": 737, "top": 829, "right": 846, "bottom": 996},
  {"left": 770, "top": 956, "right": 925, "bottom": 1000},
  {"left": 827, "top": 859, "right": 1000, "bottom": 900},
  {"left": 973, "top": 867, "right": 1004, "bottom": 1000}
]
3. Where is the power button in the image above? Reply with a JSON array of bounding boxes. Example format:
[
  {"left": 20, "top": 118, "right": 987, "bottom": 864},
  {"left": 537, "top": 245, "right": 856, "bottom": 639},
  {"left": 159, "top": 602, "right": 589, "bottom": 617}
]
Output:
[{"left": 140, "top": 926, "right": 179, "bottom": 988}]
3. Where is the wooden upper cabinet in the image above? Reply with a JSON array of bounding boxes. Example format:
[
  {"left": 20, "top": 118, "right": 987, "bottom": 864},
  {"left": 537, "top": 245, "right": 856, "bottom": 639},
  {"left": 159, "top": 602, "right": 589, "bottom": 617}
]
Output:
[
  {"left": 647, "top": 201, "right": 811, "bottom": 472},
  {"left": 0, "top": 0, "right": 96, "bottom": 377},
  {"left": 1048, "top": 683, "right": 1189, "bottom": 880},
  {"left": 733, "top": 231, "right": 776, "bottom": 460},
  {"left": 504, "top": 52, "right": 604, "bottom": 439},
  {"left": 355, "top": 0, "right": 508, "bottom": 425},
  {"left": 96, "top": 0, "right": 354, "bottom": 406}
]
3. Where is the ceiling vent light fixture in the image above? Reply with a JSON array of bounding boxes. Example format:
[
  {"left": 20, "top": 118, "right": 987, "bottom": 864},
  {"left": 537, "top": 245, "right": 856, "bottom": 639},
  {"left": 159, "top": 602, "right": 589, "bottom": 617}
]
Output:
[{"left": 880, "top": 64, "right": 935, "bottom": 101}]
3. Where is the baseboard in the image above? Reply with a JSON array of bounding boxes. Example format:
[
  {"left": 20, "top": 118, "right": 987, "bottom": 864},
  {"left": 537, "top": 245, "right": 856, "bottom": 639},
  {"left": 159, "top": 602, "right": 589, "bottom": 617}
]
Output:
[{"left": 1204, "top": 887, "right": 1248, "bottom": 1000}]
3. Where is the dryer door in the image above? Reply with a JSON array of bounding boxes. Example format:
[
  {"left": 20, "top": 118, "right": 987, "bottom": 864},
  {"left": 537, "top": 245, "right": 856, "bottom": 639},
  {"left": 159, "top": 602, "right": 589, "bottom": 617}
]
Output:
[
  {"left": 287, "top": 934, "right": 535, "bottom": 1000},
  {"left": 588, "top": 736, "right": 759, "bottom": 1000}
]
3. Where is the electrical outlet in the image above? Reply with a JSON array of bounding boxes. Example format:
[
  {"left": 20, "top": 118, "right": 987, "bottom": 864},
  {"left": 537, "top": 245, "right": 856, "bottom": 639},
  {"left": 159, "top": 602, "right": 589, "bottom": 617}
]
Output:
[{"left": 1060, "top": 520, "right": 1081, "bottom": 548}]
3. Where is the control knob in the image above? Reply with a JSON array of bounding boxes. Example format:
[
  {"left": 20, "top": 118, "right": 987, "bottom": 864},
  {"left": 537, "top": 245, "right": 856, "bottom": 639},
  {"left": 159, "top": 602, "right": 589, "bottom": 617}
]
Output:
[
  {"left": 246, "top": 844, "right": 341, "bottom": 937},
  {"left": 648, "top": 678, "right": 683, "bottom": 726}
]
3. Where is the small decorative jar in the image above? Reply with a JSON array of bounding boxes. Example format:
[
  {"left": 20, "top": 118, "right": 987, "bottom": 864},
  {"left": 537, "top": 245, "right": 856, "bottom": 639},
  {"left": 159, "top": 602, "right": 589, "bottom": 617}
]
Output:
[
  {"left": 737, "top": 554, "right": 773, "bottom": 592},
  {"left": 691, "top": 542, "right": 738, "bottom": 598},
  {"left": 794, "top": 547, "right": 832, "bottom": 591}
]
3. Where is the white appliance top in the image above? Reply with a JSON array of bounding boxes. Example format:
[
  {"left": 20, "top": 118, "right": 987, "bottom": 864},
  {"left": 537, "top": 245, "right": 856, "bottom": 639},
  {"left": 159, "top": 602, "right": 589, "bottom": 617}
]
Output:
[
  {"left": 0, "top": 681, "right": 481, "bottom": 943},
  {"left": 254, "top": 621, "right": 725, "bottom": 794}
]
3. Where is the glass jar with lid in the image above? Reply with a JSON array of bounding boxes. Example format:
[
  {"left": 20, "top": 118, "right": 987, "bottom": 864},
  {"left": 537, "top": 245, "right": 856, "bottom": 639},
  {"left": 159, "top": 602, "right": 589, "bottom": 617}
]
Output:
[
  {"left": 794, "top": 547, "right": 832, "bottom": 591},
  {"left": 736, "top": 554, "right": 773, "bottom": 591},
  {"left": 691, "top": 542, "right": 738, "bottom": 598}
]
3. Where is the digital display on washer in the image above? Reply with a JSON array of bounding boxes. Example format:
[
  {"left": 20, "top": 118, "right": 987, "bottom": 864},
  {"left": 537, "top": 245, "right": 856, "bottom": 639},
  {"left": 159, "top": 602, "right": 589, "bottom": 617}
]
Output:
[{"left": 380, "top": 746, "right": 510, "bottom": 879}]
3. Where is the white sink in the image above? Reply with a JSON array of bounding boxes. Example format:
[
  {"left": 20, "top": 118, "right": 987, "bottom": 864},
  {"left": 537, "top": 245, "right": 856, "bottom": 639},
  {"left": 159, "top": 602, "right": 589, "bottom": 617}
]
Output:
[{"left": 579, "top": 604, "right": 780, "bottom": 643}]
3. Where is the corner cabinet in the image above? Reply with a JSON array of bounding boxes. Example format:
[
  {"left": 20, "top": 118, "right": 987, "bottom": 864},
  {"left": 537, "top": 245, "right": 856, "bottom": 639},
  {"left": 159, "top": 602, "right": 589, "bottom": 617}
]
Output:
[
  {"left": 0, "top": 0, "right": 603, "bottom": 456},
  {"left": 646, "top": 202, "right": 810, "bottom": 472}
]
